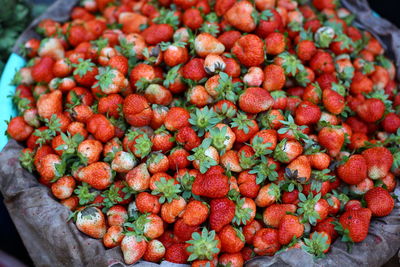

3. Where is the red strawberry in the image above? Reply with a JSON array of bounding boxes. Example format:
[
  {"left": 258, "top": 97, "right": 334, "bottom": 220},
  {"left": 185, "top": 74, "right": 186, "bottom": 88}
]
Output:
[
  {"left": 103, "top": 225, "right": 124, "bottom": 248},
  {"left": 173, "top": 219, "right": 200, "bottom": 242},
  {"left": 7, "top": 116, "right": 34, "bottom": 141},
  {"left": 286, "top": 155, "right": 312, "bottom": 183},
  {"left": 278, "top": 214, "right": 304, "bottom": 245},
  {"left": 123, "top": 94, "right": 153, "bottom": 127},
  {"left": 361, "top": 147, "right": 394, "bottom": 180},
  {"left": 192, "top": 165, "right": 229, "bottom": 198},
  {"left": 338, "top": 208, "right": 371, "bottom": 242},
  {"left": 317, "top": 127, "right": 344, "bottom": 157},
  {"left": 218, "top": 253, "right": 244, "bottom": 267},
  {"left": 51, "top": 176, "right": 76, "bottom": 200},
  {"left": 75, "top": 207, "right": 106, "bottom": 238},
  {"left": 295, "top": 101, "right": 322, "bottom": 125},
  {"left": 209, "top": 198, "right": 236, "bottom": 232},
  {"left": 232, "top": 34, "right": 264, "bottom": 67},
  {"left": 365, "top": 187, "right": 394, "bottom": 217},
  {"left": 73, "top": 58, "right": 98, "bottom": 87},
  {"left": 78, "top": 162, "right": 113, "bottom": 190},
  {"left": 263, "top": 204, "right": 297, "bottom": 228},
  {"left": 314, "top": 217, "right": 338, "bottom": 241},
  {"left": 219, "top": 225, "right": 245, "bottom": 253},
  {"left": 239, "top": 87, "right": 274, "bottom": 114},
  {"left": 356, "top": 98, "right": 385, "bottom": 123},
  {"left": 143, "top": 239, "right": 166, "bottom": 262},
  {"left": 87, "top": 114, "right": 115, "bottom": 143},
  {"left": 31, "top": 56, "right": 55, "bottom": 83},
  {"left": 37, "top": 90, "right": 63, "bottom": 119},
  {"left": 224, "top": 1, "right": 256, "bottom": 32},
  {"left": 165, "top": 243, "right": 189, "bottom": 264},
  {"left": 382, "top": 113, "right": 400, "bottom": 133},
  {"left": 337, "top": 155, "right": 367, "bottom": 185},
  {"left": 322, "top": 88, "right": 345, "bottom": 115},
  {"left": 253, "top": 228, "right": 281, "bottom": 256},
  {"left": 182, "top": 200, "right": 209, "bottom": 226}
]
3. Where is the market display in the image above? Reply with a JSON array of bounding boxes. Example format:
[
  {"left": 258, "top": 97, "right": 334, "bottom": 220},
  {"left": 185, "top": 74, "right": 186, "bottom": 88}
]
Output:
[{"left": 5, "top": 0, "right": 400, "bottom": 265}]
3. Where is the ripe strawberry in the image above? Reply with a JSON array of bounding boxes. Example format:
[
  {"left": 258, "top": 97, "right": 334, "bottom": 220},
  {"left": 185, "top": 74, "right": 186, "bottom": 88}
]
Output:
[
  {"left": 239, "top": 87, "right": 274, "bottom": 114},
  {"left": 224, "top": 1, "right": 256, "bottom": 32},
  {"left": 337, "top": 208, "right": 371, "bottom": 243},
  {"left": 165, "top": 243, "right": 189, "bottom": 263},
  {"left": 263, "top": 204, "right": 297, "bottom": 228},
  {"left": 286, "top": 155, "right": 311, "bottom": 183},
  {"left": 103, "top": 225, "right": 124, "bottom": 248},
  {"left": 382, "top": 113, "right": 400, "bottom": 133},
  {"left": 361, "top": 147, "right": 393, "bottom": 180},
  {"left": 37, "top": 90, "right": 63, "bottom": 119},
  {"left": 123, "top": 94, "right": 152, "bottom": 127},
  {"left": 278, "top": 214, "right": 304, "bottom": 245},
  {"left": 173, "top": 219, "right": 200, "bottom": 242},
  {"left": 256, "top": 9, "right": 284, "bottom": 38},
  {"left": 237, "top": 171, "right": 260, "bottom": 198},
  {"left": 106, "top": 205, "right": 128, "bottom": 226},
  {"left": 194, "top": 33, "right": 225, "bottom": 57},
  {"left": 161, "top": 197, "right": 187, "bottom": 224},
  {"left": 209, "top": 198, "right": 236, "bottom": 232},
  {"left": 31, "top": 56, "right": 55, "bottom": 83},
  {"left": 253, "top": 228, "right": 281, "bottom": 256},
  {"left": 165, "top": 107, "right": 191, "bottom": 131},
  {"left": 7, "top": 116, "right": 34, "bottom": 141},
  {"left": 182, "top": 200, "right": 209, "bottom": 226},
  {"left": 356, "top": 98, "right": 385, "bottom": 123},
  {"left": 232, "top": 34, "right": 264, "bottom": 67},
  {"left": 135, "top": 192, "right": 161, "bottom": 214},
  {"left": 77, "top": 162, "right": 113, "bottom": 190},
  {"left": 73, "top": 58, "right": 98, "bottom": 87},
  {"left": 262, "top": 64, "right": 285, "bottom": 91},
  {"left": 218, "top": 252, "right": 244, "bottom": 267},
  {"left": 337, "top": 155, "right": 367, "bottom": 185},
  {"left": 322, "top": 88, "right": 345, "bottom": 115},
  {"left": 86, "top": 114, "right": 115, "bottom": 143},
  {"left": 318, "top": 127, "right": 344, "bottom": 157},
  {"left": 192, "top": 165, "right": 229, "bottom": 198},
  {"left": 219, "top": 225, "right": 245, "bottom": 253},
  {"left": 255, "top": 183, "right": 281, "bottom": 207},
  {"left": 295, "top": 101, "right": 321, "bottom": 125},
  {"left": 75, "top": 207, "right": 107, "bottom": 238},
  {"left": 365, "top": 187, "right": 394, "bottom": 217},
  {"left": 121, "top": 235, "right": 147, "bottom": 265},
  {"left": 182, "top": 58, "right": 208, "bottom": 81}
]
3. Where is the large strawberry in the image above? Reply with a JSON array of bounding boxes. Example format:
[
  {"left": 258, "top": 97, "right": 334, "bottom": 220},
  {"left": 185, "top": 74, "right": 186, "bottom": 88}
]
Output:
[
  {"left": 337, "top": 208, "right": 371, "bottom": 243},
  {"left": 192, "top": 165, "right": 229, "bottom": 198},
  {"left": 209, "top": 198, "right": 236, "bottom": 232},
  {"left": 361, "top": 147, "right": 394, "bottom": 180},
  {"left": 365, "top": 187, "right": 394, "bottom": 217},
  {"left": 75, "top": 207, "right": 106, "bottom": 239},
  {"left": 337, "top": 154, "right": 367, "bottom": 185}
]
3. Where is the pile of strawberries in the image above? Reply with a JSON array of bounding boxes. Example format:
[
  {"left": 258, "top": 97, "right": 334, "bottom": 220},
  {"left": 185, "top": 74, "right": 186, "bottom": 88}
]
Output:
[{"left": 6, "top": 0, "right": 400, "bottom": 265}]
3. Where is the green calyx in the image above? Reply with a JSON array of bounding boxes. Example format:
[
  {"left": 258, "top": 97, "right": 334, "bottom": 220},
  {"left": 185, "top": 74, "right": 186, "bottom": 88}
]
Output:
[
  {"left": 187, "top": 138, "right": 218, "bottom": 174},
  {"left": 230, "top": 112, "right": 254, "bottom": 134},
  {"left": 209, "top": 126, "right": 229, "bottom": 154},
  {"left": 177, "top": 172, "right": 199, "bottom": 200},
  {"left": 152, "top": 177, "right": 181, "bottom": 203},
  {"left": 56, "top": 132, "right": 84, "bottom": 155},
  {"left": 297, "top": 193, "right": 321, "bottom": 225},
  {"left": 278, "top": 52, "right": 305, "bottom": 76},
  {"left": 73, "top": 58, "right": 95, "bottom": 77},
  {"left": 19, "top": 149, "right": 35, "bottom": 173},
  {"left": 215, "top": 72, "right": 243, "bottom": 103},
  {"left": 134, "top": 134, "right": 152, "bottom": 158},
  {"left": 186, "top": 228, "right": 220, "bottom": 261},
  {"left": 189, "top": 106, "right": 221, "bottom": 137},
  {"left": 101, "top": 184, "right": 123, "bottom": 212},
  {"left": 123, "top": 213, "right": 150, "bottom": 241},
  {"left": 74, "top": 182, "right": 98, "bottom": 205},
  {"left": 163, "top": 64, "right": 181, "bottom": 88},
  {"left": 314, "top": 26, "right": 335, "bottom": 48},
  {"left": 239, "top": 150, "right": 256, "bottom": 170},
  {"left": 302, "top": 232, "right": 330, "bottom": 259},
  {"left": 251, "top": 136, "right": 272, "bottom": 157},
  {"left": 233, "top": 198, "right": 252, "bottom": 226},
  {"left": 153, "top": 8, "right": 179, "bottom": 29},
  {"left": 249, "top": 158, "right": 278, "bottom": 184},
  {"left": 94, "top": 67, "right": 115, "bottom": 91},
  {"left": 273, "top": 139, "right": 290, "bottom": 163}
]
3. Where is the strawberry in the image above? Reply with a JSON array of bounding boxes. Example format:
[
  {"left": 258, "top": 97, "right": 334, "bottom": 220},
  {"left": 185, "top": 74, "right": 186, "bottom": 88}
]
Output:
[
  {"left": 350, "top": 71, "right": 373, "bottom": 94},
  {"left": 37, "top": 90, "right": 63, "bottom": 119},
  {"left": 232, "top": 34, "right": 265, "bottom": 67},
  {"left": 317, "top": 127, "right": 344, "bottom": 157},
  {"left": 355, "top": 98, "right": 385, "bottom": 123},
  {"left": 123, "top": 94, "right": 153, "bottom": 127},
  {"left": 135, "top": 192, "right": 161, "bottom": 214},
  {"left": 165, "top": 107, "right": 191, "bottom": 131},
  {"left": 263, "top": 64, "right": 286, "bottom": 91},
  {"left": 209, "top": 198, "right": 236, "bottom": 232},
  {"left": 182, "top": 200, "right": 209, "bottom": 226},
  {"left": 219, "top": 225, "right": 245, "bottom": 253},
  {"left": 322, "top": 88, "right": 345, "bottom": 115},
  {"left": 263, "top": 204, "right": 297, "bottom": 228},
  {"left": 77, "top": 162, "right": 113, "bottom": 190},
  {"left": 218, "top": 253, "right": 244, "bottom": 267},
  {"left": 192, "top": 165, "right": 229, "bottom": 198},
  {"left": 253, "top": 228, "right": 281, "bottom": 256},
  {"left": 224, "top": 1, "right": 256, "bottom": 32},
  {"left": 143, "top": 239, "right": 166, "bottom": 262},
  {"left": 365, "top": 187, "right": 394, "bottom": 217},
  {"left": 349, "top": 178, "right": 374, "bottom": 195},
  {"left": 186, "top": 229, "right": 220, "bottom": 262},
  {"left": 182, "top": 58, "right": 208, "bottom": 81},
  {"left": 165, "top": 243, "right": 189, "bottom": 264},
  {"left": 75, "top": 207, "right": 107, "bottom": 238},
  {"left": 86, "top": 114, "right": 115, "bottom": 143},
  {"left": 337, "top": 155, "right": 367, "bottom": 185},
  {"left": 161, "top": 197, "right": 187, "bottom": 224},
  {"left": 337, "top": 208, "right": 371, "bottom": 243},
  {"left": 36, "top": 154, "right": 63, "bottom": 183},
  {"left": 106, "top": 205, "right": 128, "bottom": 226},
  {"left": 103, "top": 225, "right": 124, "bottom": 248},
  {"left": 7, "top": 116, "right": 34, "bottom": 141},
  {"left": 51, "top": 176, "right": 76, "bottom": 200},
  {"left": 278, "top": 214, "right": 304, "bottom": 245},
  {"left": 239, "top": 87, "right": 274, "bottom": 114},
  {"left": 173, "top": 219, "right": 200, "bottom": 242},
  {"left": 287, "top": 155, "right": 311, "bottom": 183},
  {"left": 31, "top": 56, "right": 55, "bottom": 83},
  {"left": 255, "top": 183, "right": 281, "bottom": 207},
  {"left": 194, "top": 33, "right": 225, "bottom": 57},
  {"left": 73, "top": 58, "right": 98, "bottom": 87},
  {"left": 237, "top": 171, "right": 260, "bottom": 198},
  {"left": 361, "top": 147, "right": 393, "bottom": 180},
  {"left": 121, "top": 235, "right": 147, "bottom": 265},
  {"left": 382, "top": 113, "right": 400, "bottom": 133},
  {"left": 314, "top": 217, "right": 338, "bottom": 241}
]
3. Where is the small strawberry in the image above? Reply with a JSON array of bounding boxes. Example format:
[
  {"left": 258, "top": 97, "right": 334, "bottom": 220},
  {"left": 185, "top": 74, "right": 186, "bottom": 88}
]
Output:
[
  {"left": 186, "top": 229, "right": 220, "bottom": 262},
  {"left": 75, "top": 206, "right": 107, "bottom": 239},
  {"left": 192, "top": 165, "right": 229, "bottom": 198},
  {"left": 121, "top": 234, "right": 148, "bottom": 265},
  {"left": 253, "top": 228, "right": 281, "bottom": 256},
  {"left": 173, "top": 219, "right": 200, "bottom": 242},
  {"left": 143, "top": 239, "right": 166, "bottom": 262},
  {"left": 123, "top": 94, "right": 153, "bottom": 127},
  {"left": 77, "top": 162, "right": 113, "bottom": 190},
  {"left": 263, "top": 204, "right": 297, "bottom": 228},
  {"left": 73, "top": 58, "right": 98, "bottom": 87},
  {"left": 7, "top": 116, "right": 34, "bottom": 141},
  {"left": 337, "top": 155, "right": 367, "bottom": 185},
  {"left": 336, "top": 208, "right": 371, "bottom": 243},
  {"left": 286, "top": 155, "right": 312, "bottom": 183},
  {"left": 51, "top": 175, "right": 76, "bottom": 200},
  {"left": 224, "top": 1, "right": 256, "bottom": 32},
  {"left": 107, "top": 205, "right": 128, "bottom": 226},
  {"left": 365, "top": 187, "right": 394, "bottom": 217},
  {"left": 218, "top": 252, "right": 244, "bottom": 267},
  {"left": 317, "top": 126, "right": 344, "bottom": 157},
  {"left": 182, "top": 200, "right": 209, "bottom": 226},
  {"left": 232, "top": 34, "right": 265, "bottom": 67},
  {"left": 239, "top": 87, "right": 274, "bottom": 114},
  {"left": 361, "top": 147, "right": 394, "bottom": 180},
  {"left": 37, "top": 90, "right": 63, "bottom": 119},
  {"left": 103, "top": 225, "right": 124, "bottom": 248},
  {"left": 355, "top": 98, "right": 385, "bottom": 123}
]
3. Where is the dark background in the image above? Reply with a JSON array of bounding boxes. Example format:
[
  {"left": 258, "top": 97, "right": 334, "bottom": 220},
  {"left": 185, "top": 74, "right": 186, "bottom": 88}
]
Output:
[{"left": 0, "top": 0, "right": 399, "bottom": 266}]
